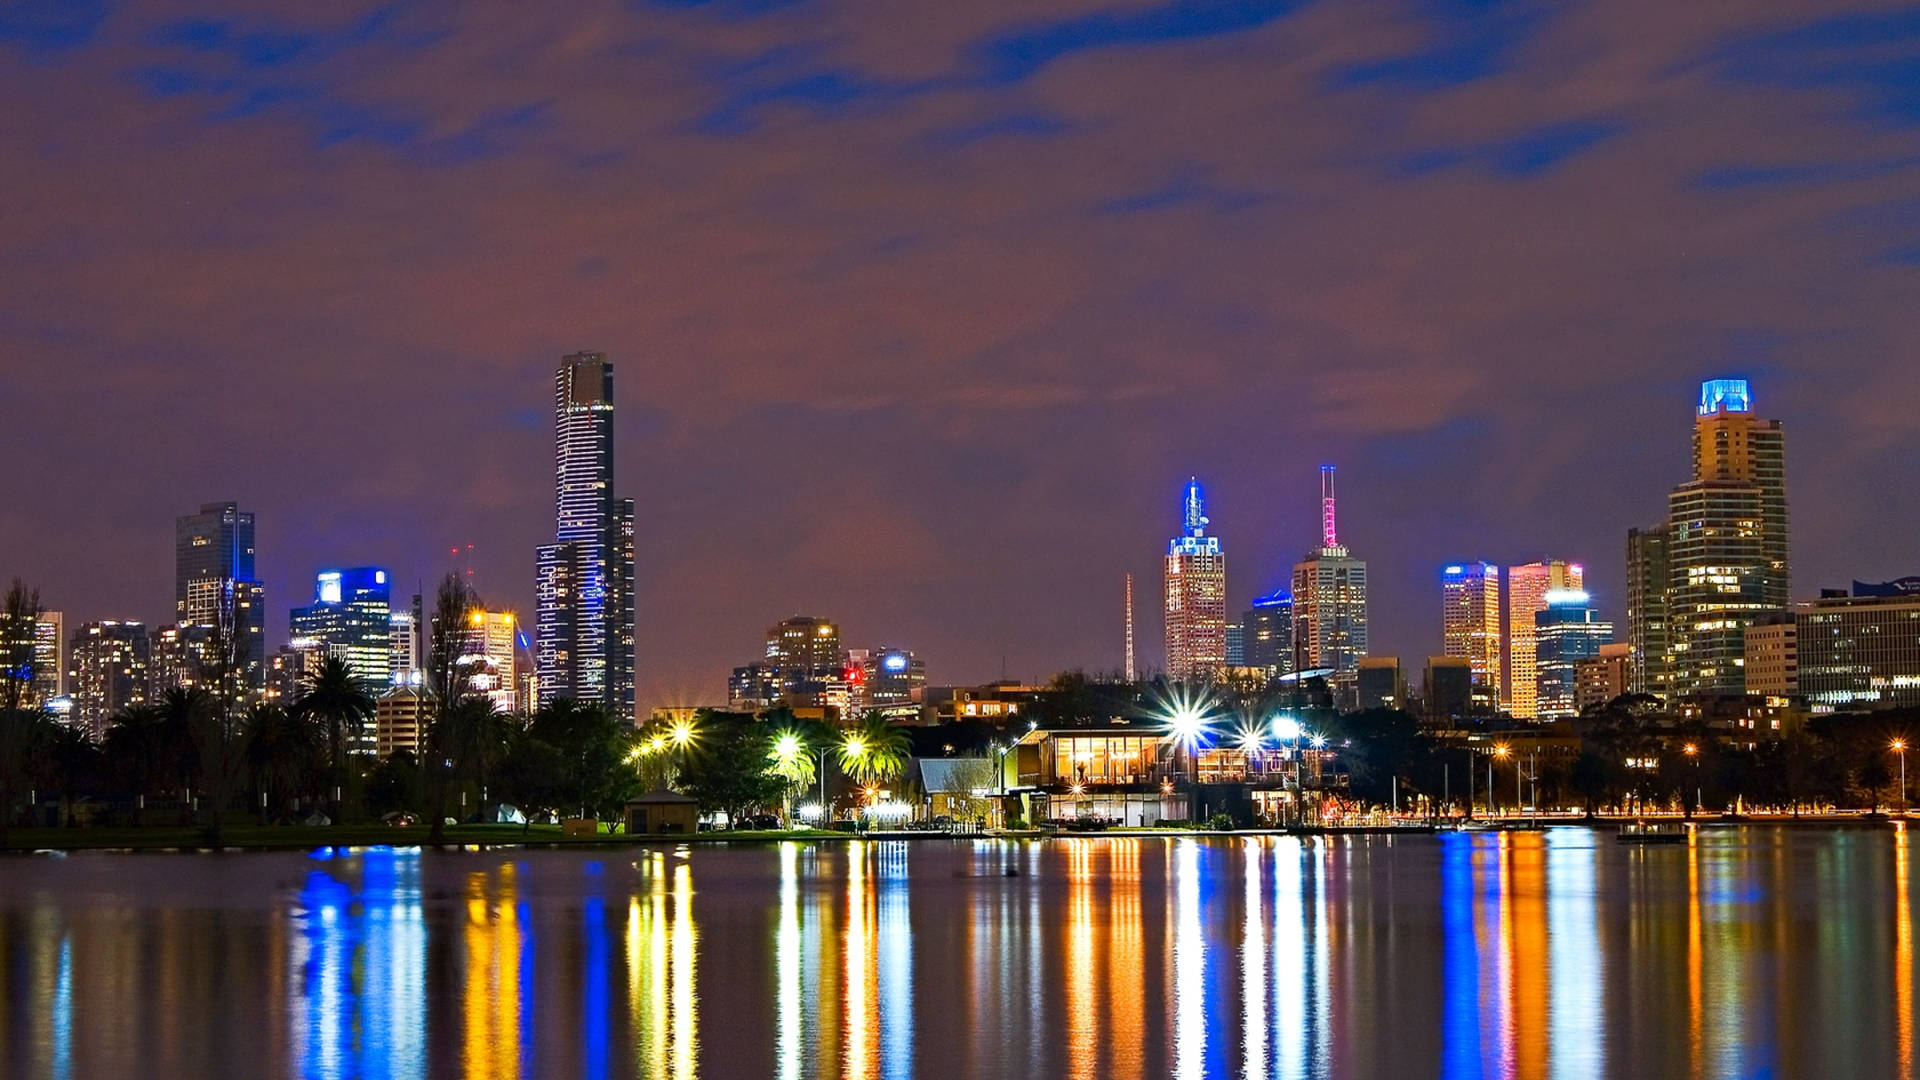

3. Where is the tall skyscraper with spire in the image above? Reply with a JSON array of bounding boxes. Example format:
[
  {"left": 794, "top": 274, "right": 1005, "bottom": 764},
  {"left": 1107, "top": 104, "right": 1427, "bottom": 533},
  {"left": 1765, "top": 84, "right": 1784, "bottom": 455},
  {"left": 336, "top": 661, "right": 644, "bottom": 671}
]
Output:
[
  {"left": 1441, "top": 562, "right": 1501, "bottom": 703},
  {"left": 1163, "top": 478, "right": 1227, "bottom": 679},
  {"left": 535, "top": 352, "right": 637, "bottom": 719},
  {"left": 1292, "top": 465, "right": 1368, "bottom": 674},
  {"left": 1664, "top": 377, "right": 1789, "bottom": 696},
  {"left": 174, "top": 500, "right": 265, "bottom": 690}
]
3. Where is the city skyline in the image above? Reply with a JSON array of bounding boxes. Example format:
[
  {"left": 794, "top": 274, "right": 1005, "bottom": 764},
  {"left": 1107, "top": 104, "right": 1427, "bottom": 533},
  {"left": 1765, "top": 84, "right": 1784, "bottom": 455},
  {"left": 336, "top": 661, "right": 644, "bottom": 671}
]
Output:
[{"left": 6, "top": 4, "right": 1920, "bottom": 714}]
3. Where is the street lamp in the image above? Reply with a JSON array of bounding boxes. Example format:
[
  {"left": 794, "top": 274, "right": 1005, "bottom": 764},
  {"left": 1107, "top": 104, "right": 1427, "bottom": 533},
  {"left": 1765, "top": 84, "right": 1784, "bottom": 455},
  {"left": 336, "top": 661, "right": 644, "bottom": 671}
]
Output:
[
  {"left": 1492, "top": 745, "right": 1510, "bottom": 818},
  {"left": 1684, "top": 743, "right": 1700, "bottom": 818},
  {"left": 1894, "top": 739, "right": 1908, "bottom": 815}
]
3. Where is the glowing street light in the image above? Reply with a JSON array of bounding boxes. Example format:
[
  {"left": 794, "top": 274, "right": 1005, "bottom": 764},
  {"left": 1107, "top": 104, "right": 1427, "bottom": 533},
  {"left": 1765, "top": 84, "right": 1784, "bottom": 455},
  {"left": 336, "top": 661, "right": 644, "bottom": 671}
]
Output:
[
  {"left": 1271, "top": 714, "right": 1304, "bottom": 743},
  {"left": 1684, "top": 742, "right": 1701, "bottom": 817},
  {"left": 1895, "top": 739, "right": 1909, "bottom": 815}
]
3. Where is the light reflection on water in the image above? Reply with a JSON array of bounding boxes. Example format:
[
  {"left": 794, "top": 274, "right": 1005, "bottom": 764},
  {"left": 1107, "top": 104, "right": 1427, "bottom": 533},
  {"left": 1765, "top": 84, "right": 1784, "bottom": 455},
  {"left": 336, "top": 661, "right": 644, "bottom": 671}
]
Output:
[{"left": 0, "top": 828, "right": 1915, "bottom": 1079}]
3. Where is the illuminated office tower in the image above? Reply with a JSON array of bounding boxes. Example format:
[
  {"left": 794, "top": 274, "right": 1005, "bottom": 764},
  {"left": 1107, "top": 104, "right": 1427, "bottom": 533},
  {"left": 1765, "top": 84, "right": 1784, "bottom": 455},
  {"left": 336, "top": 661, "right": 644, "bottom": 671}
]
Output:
[
  {"left": 174, "top": 501, "right": 265, "bottom": 689},
  {"left": 1292, "top": 466, "right": 1368, "bottom": 674},
  {"left": 1242, "top": 590, "right": 1294, "bottom": 676},
  {"left": 863, "top": 647, "right": 925, "bottom": 707},
  {"left": 1667, "top": 378, "right": 1790, "bottom": 696},
  {"left": 67, "top": 621, "right": 149, "bottom": 741},
  {"left": 0, "top": 609, "right": 63, "bottom": 706},
  {"left": 1626, "top": 525, "right": 1672, "bottom": 696},
  {"left": 1441, "top": 562, "right": 1502, "bottom": 703},
  {"left": 535, "top": 352, "right": 637, "bottom": 718},
  {"left": 459, "top": 609, "right": 520, "bottom": 713},
  {"left": 1534, "top": 589, "right": 1613, "bottom": 720},
  {"left": 1506, "top": 560, "right": 1583, "bottom": 719},
  {"left": 389, "top": 604, "right": 420, "bottom": 687},
  {"left": 289, "top": 568, "right": 393, "bottom": 694},
  {"left": 1164, "top": 478, "right": 1228, "bottom": 679}
]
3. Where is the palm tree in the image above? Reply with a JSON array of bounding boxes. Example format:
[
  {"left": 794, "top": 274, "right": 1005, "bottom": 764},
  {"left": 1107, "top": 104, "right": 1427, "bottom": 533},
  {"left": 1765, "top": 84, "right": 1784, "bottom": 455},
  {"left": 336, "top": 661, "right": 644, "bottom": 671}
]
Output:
[
  {"left": 295, "top": 657, "right": 375, "bottom": 823},
  {"left": 840, "top": 713, "right": 911, "bottom": 790},
  {"left": 246, "top": 704, "right": 322, "bottom": 823},
  {"left": 104, "top": 704, "right": 169, "bottom": 825},
  {"left": 156, "top": 687, "right": 208, "bottom": 823}
]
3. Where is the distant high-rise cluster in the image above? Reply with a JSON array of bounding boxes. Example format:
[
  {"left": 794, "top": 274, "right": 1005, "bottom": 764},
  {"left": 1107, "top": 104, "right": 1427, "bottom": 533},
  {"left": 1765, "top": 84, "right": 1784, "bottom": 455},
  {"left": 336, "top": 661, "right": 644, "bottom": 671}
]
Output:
[
  {"left": 729, "top": 615, "right": 924, "bottom": 717},
  {"left": 1164, "top": 479, "right": 1228, "bottom": 679},
  {"left": 535, "top": 352, "right": 637, "bottom": 720},
  {"left": 1506, "top": 560, "right": 1583, "bottom": 719}
]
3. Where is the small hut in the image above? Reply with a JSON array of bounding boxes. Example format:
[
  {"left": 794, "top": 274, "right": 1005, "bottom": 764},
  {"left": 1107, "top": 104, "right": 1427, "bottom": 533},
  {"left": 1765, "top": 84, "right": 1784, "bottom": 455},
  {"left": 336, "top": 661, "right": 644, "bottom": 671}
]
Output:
[{"left": 626, "top": 790, "right": 700, "bottom": 835}]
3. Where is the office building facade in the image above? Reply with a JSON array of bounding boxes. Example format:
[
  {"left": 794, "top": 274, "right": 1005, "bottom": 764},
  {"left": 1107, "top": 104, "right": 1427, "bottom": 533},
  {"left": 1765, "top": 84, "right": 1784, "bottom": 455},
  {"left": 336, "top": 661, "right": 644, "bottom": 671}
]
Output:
[
  {"left": 289, "top": 567, "right": 393, "bottom": 694},
  {"left": 1507, "top": 560, "right": 1584, "bottom": 719},
  {"left": 1164, "top": 479, "right": 1228, "bottom": 679},
  {"left": 175, "top": 501, "right": 265, "bottom": 689},
  {"left": 1242, "top": 591, "right": 1294, "bottom": 676},
  {"left": 67, "top": 621, "right": 149, "bottom": 741},
  {"left": 1626, "top": 524, "right": 1672, "bottom": 696},
  {"left": 1534, "top": 590, "right": 1613, "bottom": 720},
  {"left": 1441, "top": 562, "right": 1501, "bottom": 704}
]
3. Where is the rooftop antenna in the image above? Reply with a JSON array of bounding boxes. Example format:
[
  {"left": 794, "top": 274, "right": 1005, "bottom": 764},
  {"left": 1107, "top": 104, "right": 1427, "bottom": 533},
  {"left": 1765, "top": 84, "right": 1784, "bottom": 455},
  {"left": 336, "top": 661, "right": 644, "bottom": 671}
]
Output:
[
  {"left": 1320, "top": 464, "right": 1338, "bottom": 549},
  {"left": 1124, "top": 573, "right": 1137, "bottom": 683}
]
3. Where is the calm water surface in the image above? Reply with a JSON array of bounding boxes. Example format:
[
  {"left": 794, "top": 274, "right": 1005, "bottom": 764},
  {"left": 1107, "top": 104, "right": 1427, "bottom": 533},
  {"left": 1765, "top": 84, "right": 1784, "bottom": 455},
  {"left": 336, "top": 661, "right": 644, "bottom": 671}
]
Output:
[{"left": 1, "top": 827, "right": 1914, "bottom": 1079}]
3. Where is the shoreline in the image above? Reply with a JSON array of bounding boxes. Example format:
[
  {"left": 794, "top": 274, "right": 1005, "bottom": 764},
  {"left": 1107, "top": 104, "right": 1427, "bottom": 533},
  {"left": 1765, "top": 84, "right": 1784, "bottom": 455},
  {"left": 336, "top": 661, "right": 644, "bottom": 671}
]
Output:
[{"left": 1, "top": 813, "right": 1905, "bottom": 854}]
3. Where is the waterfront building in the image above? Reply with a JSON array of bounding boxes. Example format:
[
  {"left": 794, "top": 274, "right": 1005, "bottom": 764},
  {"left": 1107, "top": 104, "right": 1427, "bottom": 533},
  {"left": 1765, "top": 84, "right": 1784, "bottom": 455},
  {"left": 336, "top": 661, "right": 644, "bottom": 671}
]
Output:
[
  {"left": 1574, "top": 642, "right": 1632, "bottom": 713},
  {"left": 920, "top": 681, "right": 1042, "bottom": 726},
  {"left": 67, "top": 621, "right": 149, "bottom": 740},
  {"left": 1507, "top": 560, "right": 1584, "bottom": 719},
  {"left": 535, "top": 352, "right": 637, "bottom": 718},
  {"left": 1356, "top": 657, "right": 1405, "bottom": 710},
  {"left": 1292, "top": 466, "right": 1368, "bottom": 675},
  {"left": 1242, "top": 591, "right": 1294, "bottom": 676},
  {"left": 289, "top": 568, "right": 392, "bottom": 694},
  {"left": 1164, "top": 479, "right": 1228, "bottom": 679},
  {"left": 1666, "top": 378, "right": 1790, "bottom": 697},
  {"left": 1792, "top": 590, "right": 1920, "bottom": 710},
  {"left": 1534, "top": 589, "right": 1613, "bottom": 720},
  {"left": 1626, "top": 525, "right": 1672, "bottom": 696},
  {"left": 175, "top": 501, "right": 265, "bottom": 689},
  {"left": 1441, "top": 562, "right": 1501, "bottom": 704}
]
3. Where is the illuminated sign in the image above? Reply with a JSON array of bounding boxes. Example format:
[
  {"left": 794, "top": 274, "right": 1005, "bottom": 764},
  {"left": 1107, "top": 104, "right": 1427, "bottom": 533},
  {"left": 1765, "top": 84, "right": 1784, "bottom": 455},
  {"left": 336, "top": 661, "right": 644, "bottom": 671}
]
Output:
[
  {"left": 317, "top": 571, "right": 342, "bottom": 604},
  {"left": 1698, "top": 378, "right": 1752, "bottom": 416},
  {"left": 1444, "top": 565, "right": 1464, "bottom": 576},
  {"left": 882, "top": 652, "right": 909, "bottom": 672}
]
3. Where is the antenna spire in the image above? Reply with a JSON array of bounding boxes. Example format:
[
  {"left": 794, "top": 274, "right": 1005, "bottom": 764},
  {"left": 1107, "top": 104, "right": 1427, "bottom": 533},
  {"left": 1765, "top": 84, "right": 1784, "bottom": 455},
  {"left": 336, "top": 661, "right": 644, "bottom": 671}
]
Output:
[
  {"left": 1320, "top": 464, "right": 1338, "bottom": 548},
  {"left": 1124, "top": 573, "right": 1137, "bottom": 682},
  {"left": 1183, "top": 477, "right": 1207, "bottom": 536}
]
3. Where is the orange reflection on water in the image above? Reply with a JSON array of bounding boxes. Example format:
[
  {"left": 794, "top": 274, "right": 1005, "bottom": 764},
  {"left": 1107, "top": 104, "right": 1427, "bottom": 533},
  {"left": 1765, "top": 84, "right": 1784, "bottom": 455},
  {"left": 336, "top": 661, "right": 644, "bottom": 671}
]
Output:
[
  {"left": 1686, "top": 826, "right": 1703, "bottom": 1080},
  {"left": 627, "top": 851, "right": 699, "bottom": 1080},
  {"left": 462, "top": 865, "right": 520, "bottom": 1080},
  {"left": 1508, "top": 832, "right": 1547, "bottom": 1080},
  {"left": 843, "top": 842, "right": 879, "bottom": 1080},
  {"left": 1065, "top": 840, "right": 1096, "bottom": 1080},
  {"left": 1898, "top": 823, "right": 1913, "bottom": 1077},
  {"left": 1109, "top": 839, "right": 1144, "bottom": 1080}
]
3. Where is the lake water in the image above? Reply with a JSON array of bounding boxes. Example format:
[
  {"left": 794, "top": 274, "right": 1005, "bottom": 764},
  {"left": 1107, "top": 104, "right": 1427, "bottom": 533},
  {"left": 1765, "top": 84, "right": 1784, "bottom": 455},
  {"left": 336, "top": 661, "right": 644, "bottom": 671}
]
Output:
[{"left": 0, "top": 827, "right": 1913, "bottom": 1079}]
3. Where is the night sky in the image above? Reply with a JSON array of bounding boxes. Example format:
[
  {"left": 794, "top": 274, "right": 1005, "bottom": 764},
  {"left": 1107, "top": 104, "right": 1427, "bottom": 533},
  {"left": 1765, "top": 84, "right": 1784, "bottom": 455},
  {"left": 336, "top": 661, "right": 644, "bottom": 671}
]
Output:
[{"left": 4, "top": 1, "right": 1919, "bottom": 712}]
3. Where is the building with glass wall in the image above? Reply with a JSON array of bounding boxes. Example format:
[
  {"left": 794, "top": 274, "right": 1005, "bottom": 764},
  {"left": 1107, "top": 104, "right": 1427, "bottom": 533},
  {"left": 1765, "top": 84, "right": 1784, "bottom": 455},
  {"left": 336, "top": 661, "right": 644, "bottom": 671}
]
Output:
[
  {"left": 289, "top": 567, "right": 393, "bottom": 694},
  {"left": 1507, "top": 560, "right": 1583, "bottom": 719},
  {"left": 1534, "top": 590, "right": 1613, "bottom": 720},
  {"left": 1441, "top": 562, "right": 1501, "bottom": 705}
]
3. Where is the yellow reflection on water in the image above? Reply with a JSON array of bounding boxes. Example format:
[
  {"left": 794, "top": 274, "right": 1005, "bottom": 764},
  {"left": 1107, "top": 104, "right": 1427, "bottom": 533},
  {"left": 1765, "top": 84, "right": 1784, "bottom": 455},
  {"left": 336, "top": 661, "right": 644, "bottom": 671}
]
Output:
[
  {"left": 843, "top": 842, "right": 879, "bottom": 1080},
  {"left": 1110, "top": 839, "right": 1144, "bottom": 1080},
  {"left": 776, "top": 843, "right": 802, "bottom": 1080},
  {"left": 462, "top": 864, "right": 520, "bottom": 1080},
  {"left": 1065, "top": 839, "right": 1096, "bottom": 1080},
  {"left": 627, "top": 852, "right": 698, "bottom": 1080},
  {"left": 1687, "top": 826, "right": 1702, "bottom": 1080},
  {"left": 1898, "top": 823, "right": 1913, "bottom": 1077}
]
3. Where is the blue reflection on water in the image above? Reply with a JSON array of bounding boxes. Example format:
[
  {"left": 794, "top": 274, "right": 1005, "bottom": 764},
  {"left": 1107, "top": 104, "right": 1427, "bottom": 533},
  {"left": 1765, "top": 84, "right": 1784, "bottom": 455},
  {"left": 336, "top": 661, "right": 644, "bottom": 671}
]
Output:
[
  {"left": 295, "top": 846, "right": 426, "bottom": 1080},
  {"left": 585, "top": 888, "right": 608, "bottom": 1080},
  {"left": 1440, "top": 833, "right": 1482, "bottom": 1080},
  {"left": 877, "top": 843, "right": 914, "bottom": 1080}
]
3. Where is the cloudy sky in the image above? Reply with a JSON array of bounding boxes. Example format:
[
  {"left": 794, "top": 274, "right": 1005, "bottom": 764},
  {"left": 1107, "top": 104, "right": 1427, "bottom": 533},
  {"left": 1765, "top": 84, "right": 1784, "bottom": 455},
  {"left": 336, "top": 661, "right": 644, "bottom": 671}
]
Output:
[{"left": 4, "top": 0, "right": 1918, "bottom": 710}]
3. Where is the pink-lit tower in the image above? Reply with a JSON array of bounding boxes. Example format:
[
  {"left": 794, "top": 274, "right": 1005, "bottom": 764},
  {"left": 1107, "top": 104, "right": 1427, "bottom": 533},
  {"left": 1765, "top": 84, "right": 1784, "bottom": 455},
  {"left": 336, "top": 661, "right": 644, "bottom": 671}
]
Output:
[{"left": 1291, "top": 465, "right": 1369, "bottom": 674}]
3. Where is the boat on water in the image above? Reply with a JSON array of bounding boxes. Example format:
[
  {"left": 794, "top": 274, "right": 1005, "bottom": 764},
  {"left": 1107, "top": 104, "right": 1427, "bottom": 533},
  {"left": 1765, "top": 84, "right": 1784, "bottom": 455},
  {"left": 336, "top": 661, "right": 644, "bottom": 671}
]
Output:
[{"left": 1616, "top": 820, "right": 1689, "bottom": 845}]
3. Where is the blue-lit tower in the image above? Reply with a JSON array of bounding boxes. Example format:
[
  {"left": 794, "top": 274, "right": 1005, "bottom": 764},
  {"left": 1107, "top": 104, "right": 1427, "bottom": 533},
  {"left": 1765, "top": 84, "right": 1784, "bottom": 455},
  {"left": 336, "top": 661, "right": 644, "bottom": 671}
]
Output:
[
  {"left": 1164, "top": 478, "right": 1227, "bottom": 678},
  {"left": 1535, "top": 589, "right": 1613, "bottom": 719},
  {"left": 535, "top": 352, "right": 637, "bottom": 719},
  {"left": 289, "top": 567, "right": 394, "bottom": 694}
]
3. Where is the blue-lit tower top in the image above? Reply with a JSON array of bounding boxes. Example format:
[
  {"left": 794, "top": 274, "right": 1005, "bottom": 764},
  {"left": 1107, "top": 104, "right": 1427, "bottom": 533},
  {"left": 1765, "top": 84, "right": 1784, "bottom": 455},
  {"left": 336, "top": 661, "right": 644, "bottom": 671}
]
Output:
[
  {"left": 311, "top": 567, "right": 390, "bottom": 605},
  {"left": 1170, "top": 477, "right": 1221, "bottom": 556},
  {"left": 1251, "top": 588, "right": 1292, "bottom": 609},
  {"left": 1698, "top": 378, "right": 1752, "bottom": 416}
]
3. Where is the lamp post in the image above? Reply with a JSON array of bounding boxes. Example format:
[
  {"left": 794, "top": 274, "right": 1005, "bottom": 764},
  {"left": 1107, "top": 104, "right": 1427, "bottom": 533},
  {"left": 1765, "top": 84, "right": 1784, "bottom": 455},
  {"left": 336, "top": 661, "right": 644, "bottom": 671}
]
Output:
[
  {"left": 1683, "top": 743, "right": 1700, "bottom": 818},
  {"left": 1492, "top": 745, "right": 1510, "bottom": 819},
  {"left": 1894, "top": 739, "right": 1908, "bottom": 815}
]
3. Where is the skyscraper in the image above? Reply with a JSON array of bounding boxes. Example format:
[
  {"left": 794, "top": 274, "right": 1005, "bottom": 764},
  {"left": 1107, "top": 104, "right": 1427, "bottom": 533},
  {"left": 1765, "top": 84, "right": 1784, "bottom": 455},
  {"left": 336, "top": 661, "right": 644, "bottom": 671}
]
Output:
[
  {"left": 1666, "top": 378, "right": 1790, "bottom": 697},
  {"left": 1506, "top": 560, "right": 1583, "bottom": 719},
  {"left": 535, "top": 352, "right": 637, "bottom": 719},
  {"left": 1441, "top": 562, "right": 1501, "bottom": 704},
  {"left": 1534, "top": 589, "right": 1613, "bottom": 720},
  {"left": 1164, "top": 478, "right": 1227, "bottom": 679},
  {"left": 289, "top": 567, "right": 392, "bottom": 693},
  {"left": 460, "top": 609, "right": 520, "bottom": 714},
  {"left": 1292, "top": 466, "right": 1368, "bottom": 674},
  {"left": 67, "top": 621, "right": 149, "bottom": 741},
  {"left": 1242, "top": 590, "right": 1294, "bottom": 676},
  {"left": 1625, "top": 524, "right": 1672, "bottom": 696},
  {"left": 174, "top": 501, "right": 265, "bottom": 689}
]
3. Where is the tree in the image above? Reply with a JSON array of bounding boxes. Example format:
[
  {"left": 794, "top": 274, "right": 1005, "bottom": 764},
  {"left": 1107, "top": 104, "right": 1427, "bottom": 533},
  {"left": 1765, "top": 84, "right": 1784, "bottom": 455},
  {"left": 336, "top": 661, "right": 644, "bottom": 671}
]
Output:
[
  {"left": 840, "top": 713, "right": 910, "bottom": 789},
  {"left": 527, "top": 700, "right": 641, "bottom": 823},
  {"left": 294, "top": 656, "right": 375, "bottom": 823},
  {"left": 676, "top": 716, "right": 784, "bottom": 825},
  {"left": 0, "top": 579, "right": 41, "bottom": 842},
  {"left": 155, "top": 687, "right": 207, "bottom": 824},
  {"left": 496, "top": 734, "right": 569, "bottom": 831},
  {"left": 365, "top": 751, "right": 424, "bottom": 819},
  {"left": 246, "top": 704, "right": 322, "bottom": 823},
  {"left": 423, "top": 573, "right": 479, "bottom": 843},
  {"left": 27, "top": 722, "right": 99, "bottom": 828},
  {"left": 1569, "top": 751, "right": 1615, "bottom": 819}
]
